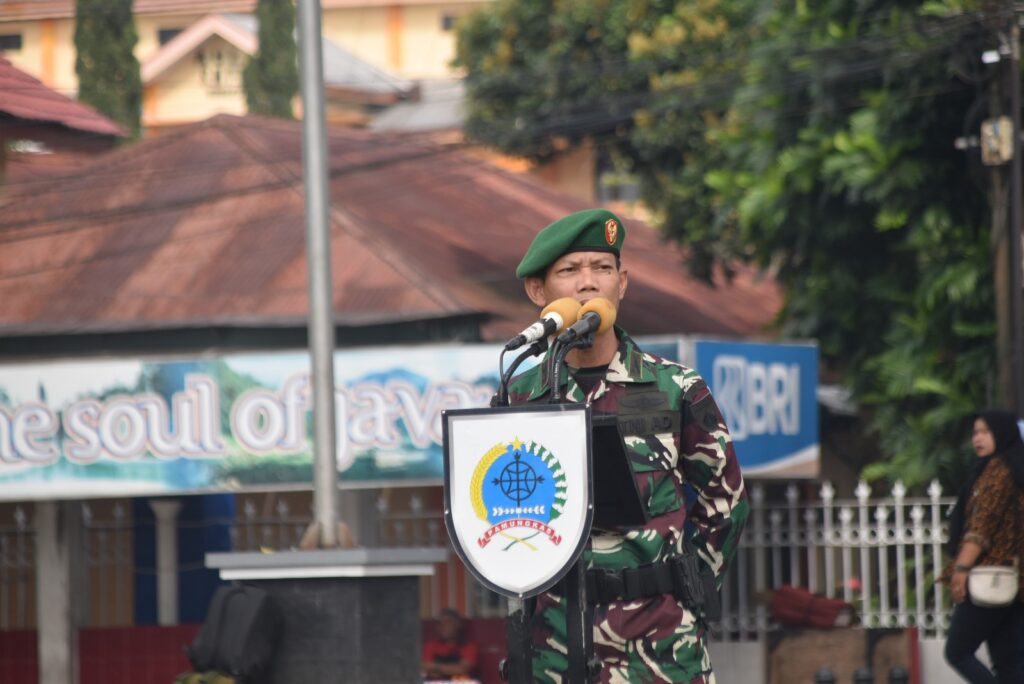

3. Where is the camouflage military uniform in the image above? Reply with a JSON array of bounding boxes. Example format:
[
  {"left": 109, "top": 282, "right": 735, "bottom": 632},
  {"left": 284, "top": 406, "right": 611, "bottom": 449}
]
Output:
[{"left": 507, "top": 328, "right": 747, "bottom": 684}]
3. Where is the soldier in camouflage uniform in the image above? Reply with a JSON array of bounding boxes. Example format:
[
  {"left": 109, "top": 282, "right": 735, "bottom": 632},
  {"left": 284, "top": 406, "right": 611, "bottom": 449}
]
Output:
[{"left": 508, "top": 208, "right": 748, "bottom": 683}]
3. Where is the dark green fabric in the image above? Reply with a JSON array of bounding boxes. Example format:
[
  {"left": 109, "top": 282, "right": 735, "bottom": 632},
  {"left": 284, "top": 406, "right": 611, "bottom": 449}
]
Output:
[{"left": 516, "top": 208, "right": 626, "bottom": 278}]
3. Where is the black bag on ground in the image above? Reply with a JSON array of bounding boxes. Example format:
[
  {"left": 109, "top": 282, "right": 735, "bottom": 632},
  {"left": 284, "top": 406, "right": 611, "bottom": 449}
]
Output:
[{"left": 186, "top": 584, "right": 282, "bottom": 683}]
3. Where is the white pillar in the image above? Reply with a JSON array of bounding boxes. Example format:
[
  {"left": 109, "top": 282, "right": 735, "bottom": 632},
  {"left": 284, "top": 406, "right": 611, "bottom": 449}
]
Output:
[
  {"left": 149, "top": 499, "right": 182, "bottom": 626},
  {"left": 35, "top": 501, "right": 78, "bottom": 684}
]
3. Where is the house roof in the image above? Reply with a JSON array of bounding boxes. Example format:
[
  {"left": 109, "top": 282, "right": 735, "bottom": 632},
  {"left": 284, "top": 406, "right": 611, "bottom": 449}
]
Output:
[
  {"left": 0, "top": 0, "right": 482, "bottom": 22},
  {"left": 142, "top": 13, "right": 415, "bottom": 99},
  {"left": 370, "top": 79, "right": 464, "bottom": 133},
  {"left": 0, "top": 0, "right": 256, "bottom": 21},
  {"left": 141, "top": 13, "right": 257, "bottom": 83},
  {"left": 0, "top": 114, "right": 781, "bottom": 343},
  {"left": 0, "top": 57, "right": 126, "bottom": 138},
  {"left": 319, "top": 28, "right": 414, "bottom": 97}
]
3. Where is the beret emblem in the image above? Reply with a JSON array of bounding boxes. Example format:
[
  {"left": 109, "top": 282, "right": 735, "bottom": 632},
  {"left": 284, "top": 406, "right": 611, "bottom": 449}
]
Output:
[{"left": 604, "top": 219, "right": 618, "bottom": 246}]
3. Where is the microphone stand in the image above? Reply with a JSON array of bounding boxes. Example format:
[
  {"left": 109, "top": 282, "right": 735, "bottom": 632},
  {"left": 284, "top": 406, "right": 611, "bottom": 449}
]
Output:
[
  {"left": 495, "top": 339, "right": 548, "bottom": 407},
  {"left": 547, "top": 330, "right": 599, "bottom": 683},
  {"left": 549, "top": 331, "right": 595, "bottom": 403},
  {"left": 503, "top": 327, "right": 599, "bottom": 682},
  {"left": 497, "top": 337, "right": 546, "bottom": 683}
]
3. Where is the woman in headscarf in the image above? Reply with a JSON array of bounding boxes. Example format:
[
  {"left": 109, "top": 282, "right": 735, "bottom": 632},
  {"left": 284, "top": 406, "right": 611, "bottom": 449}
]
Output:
[{"left": 943, "top": 409, "right": 1024, "bottom": 683}]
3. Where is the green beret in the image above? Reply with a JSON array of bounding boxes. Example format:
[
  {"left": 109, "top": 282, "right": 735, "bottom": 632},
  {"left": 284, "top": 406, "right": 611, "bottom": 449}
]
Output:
[{"left": 516, "top": 208, "right": 626, "bottom": 278}]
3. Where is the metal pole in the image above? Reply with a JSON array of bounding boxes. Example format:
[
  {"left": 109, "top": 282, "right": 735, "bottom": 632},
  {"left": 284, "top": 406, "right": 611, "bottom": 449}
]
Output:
[
  {"left": 564, "top": 560, "right": 592, "bottom": 683},
  {"left": 1009, "top": 17, "right": 1024, "bottom": 416},
  {"left": 504, "top": 597, "right": 534, "bottom": 683},
  {"left": 297, "top": 0, "right": 339, "bottom": 548}
]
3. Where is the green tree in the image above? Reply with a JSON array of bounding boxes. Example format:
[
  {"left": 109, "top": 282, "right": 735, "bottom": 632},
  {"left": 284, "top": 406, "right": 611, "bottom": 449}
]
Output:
[
  {"left": 708, "top": 1, "right": 997, "bottom": 488},
  {"left": 243, "top": 0, "right": 299, "bottom": 118},
  {"left": 457, "top": 0, "right": 1000, "bottom": 489},
  {"left": 74, "top": 0, "right": 141, "bottom": 137}
]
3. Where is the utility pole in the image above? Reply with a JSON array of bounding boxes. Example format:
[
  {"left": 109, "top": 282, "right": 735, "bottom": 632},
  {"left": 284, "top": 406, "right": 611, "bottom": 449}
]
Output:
[
  {"left": 1008, "top": 15, "right": 1024, "bottom": 416},
  {"left": 976, "top": 6, "right": 1024, "bottom": 414}
]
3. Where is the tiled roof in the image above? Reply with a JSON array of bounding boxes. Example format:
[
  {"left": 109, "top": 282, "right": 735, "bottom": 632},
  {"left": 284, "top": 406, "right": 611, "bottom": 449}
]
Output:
[
  {"left": 0, "top": 0, "right": 481, "bottom": 21},
  {"left": 0, "top": 114, "right": 781, "bottom": 341},
  {"left": 319, "top": 27, "right": 414, "bottom": 97},
  {"left": 2, "top": 148, "right": 105, "bottom": 185},
  {"left": 371, "top": 79, "right": 463, "bottom": 132},
  {"left": 0, "top": 57, "right": 126, "bottom": 138},
  {"left": 0, "top": 1, "right": 255, "bottom": 21}
]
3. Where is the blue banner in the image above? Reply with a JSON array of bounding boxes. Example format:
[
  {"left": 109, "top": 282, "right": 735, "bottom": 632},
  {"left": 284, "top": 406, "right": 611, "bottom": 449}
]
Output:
[{"left": 694, "top": 339, "right": 819, "bottom": 478}]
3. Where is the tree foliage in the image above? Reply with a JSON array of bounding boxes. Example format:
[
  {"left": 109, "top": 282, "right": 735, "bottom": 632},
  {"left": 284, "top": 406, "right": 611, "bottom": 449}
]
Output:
[
  {"left": 243, "top": 0, "right": 299, "bottom": 118},
  {"left": 457, "top": 0, "right": 1001, "bottom": 489},
  {"left": 74, "top": 0, "right": 141, "bottom": 137}
]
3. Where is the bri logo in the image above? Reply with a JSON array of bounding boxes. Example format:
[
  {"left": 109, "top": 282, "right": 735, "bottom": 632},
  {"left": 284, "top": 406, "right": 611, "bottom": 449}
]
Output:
[{"left": 711, "top": 355, "right": 800, "bottom": 441}]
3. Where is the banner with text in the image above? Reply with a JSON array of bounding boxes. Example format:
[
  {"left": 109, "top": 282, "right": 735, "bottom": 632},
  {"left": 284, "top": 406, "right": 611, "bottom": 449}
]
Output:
[
  {"left": 0, "top": 337, "right": 815, "bottom": 499},
  {"left": 694, "top": 339, "right": 819, "bottom": 478},
  {"left": 0, "top": 346, "right": 501, "bottom": 500}
]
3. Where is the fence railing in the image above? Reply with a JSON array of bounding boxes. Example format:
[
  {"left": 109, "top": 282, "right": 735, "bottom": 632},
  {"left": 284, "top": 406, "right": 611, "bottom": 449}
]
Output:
[
  {"left": 0, "top": 481, "right": 958, "bottom": 636},
  {"left": 0, "top": 505, "right": 34, "bottom": 630},
  {"left": 716, "top": 480, "right": 955, "bottom": 641}
]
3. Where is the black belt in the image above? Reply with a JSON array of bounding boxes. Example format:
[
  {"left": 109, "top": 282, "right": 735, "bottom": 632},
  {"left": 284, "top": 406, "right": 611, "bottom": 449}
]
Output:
[{"left": 583, "top": 555, "right": 721, "bottom": 621}]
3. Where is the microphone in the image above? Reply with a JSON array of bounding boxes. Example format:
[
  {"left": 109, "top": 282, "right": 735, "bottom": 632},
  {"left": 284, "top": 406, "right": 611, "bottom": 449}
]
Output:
[
  {"left": 504, "top": 297, "right": 582, "bottom": 351},
  {"left": 555, "top": 297, "right": 616, "bottom": 345}
]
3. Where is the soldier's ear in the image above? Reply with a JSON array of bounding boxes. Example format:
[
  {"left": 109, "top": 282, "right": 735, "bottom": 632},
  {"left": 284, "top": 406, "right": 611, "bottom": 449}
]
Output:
[
  {"left": 524, "top": 277, "right": 547, "bottom": 307},
  {"left": 618, "top": 268, "right": 628, "bottom": 301}
]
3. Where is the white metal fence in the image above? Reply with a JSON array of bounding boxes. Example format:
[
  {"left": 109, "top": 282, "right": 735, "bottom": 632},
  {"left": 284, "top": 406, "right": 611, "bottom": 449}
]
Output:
[
  {"left": 0, "top": 481, "right": 959, "bottom": 635},
  {"left": 716, "top": 480, "right": 955, "bottom": 642}
]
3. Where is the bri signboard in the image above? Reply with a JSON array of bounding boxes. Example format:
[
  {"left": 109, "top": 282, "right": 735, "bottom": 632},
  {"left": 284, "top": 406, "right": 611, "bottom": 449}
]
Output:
[{"left": 693, "top": 339, "right": 819, "bottom": 478}]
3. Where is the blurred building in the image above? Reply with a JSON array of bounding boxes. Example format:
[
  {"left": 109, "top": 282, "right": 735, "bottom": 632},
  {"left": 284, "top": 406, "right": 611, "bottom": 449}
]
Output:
[{"left": 0, "top": 0, "right": 480, "bottom": 131}]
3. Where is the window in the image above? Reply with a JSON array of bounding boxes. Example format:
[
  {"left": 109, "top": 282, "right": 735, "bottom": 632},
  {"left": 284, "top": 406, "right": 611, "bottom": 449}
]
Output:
[
  {"left": 0, "top": 34, "right": 23, "bottom": 51},
  {"left": 440, "top": 14, "right": 457, "bottom": 31},
  {"left": 195, "top": 48, "right": 243, "bottom": 93},
  {"left": 158, "top": 28, "right": 183, "bottom": 45}
]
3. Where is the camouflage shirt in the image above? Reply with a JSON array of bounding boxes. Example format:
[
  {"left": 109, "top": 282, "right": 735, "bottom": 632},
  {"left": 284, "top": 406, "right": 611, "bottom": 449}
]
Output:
[{"left": 507, "top": 328, "right": 748, "bottom": 683}]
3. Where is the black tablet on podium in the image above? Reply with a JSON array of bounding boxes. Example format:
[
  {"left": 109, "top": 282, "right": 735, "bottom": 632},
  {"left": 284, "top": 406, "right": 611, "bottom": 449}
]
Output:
[{"left": 591, "top": 414, "right": 648, "bottom": 529}]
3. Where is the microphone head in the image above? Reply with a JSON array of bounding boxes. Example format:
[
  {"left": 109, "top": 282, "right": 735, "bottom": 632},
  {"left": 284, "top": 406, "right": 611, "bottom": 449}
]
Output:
[
  {"left": 541, "top": 297, "right": 582, "bottom": 333},
  {"left": 578, "top": 297, "right": 616, "bottom": 334}
]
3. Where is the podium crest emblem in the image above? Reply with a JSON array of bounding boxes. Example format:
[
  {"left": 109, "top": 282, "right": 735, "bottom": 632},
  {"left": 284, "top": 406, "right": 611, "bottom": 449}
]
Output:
[
  {"left": 472, "top": 438, "right": 567, "bottom": 550},
  {"left": 443, "top": 405, "right": 593, "bottom": 598}
]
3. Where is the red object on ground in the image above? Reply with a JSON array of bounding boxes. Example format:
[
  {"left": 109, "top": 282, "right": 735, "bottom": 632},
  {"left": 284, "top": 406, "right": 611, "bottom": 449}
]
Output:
[{"left": 770, "top": 585, "right": 856, "bottom": 629}]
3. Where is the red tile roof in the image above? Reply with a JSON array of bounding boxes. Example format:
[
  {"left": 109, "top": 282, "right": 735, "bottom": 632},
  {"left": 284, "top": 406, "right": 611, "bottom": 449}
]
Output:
[
  {"left": 2, "top": 147, "right": 104, "bottom": 184},
  {"left": 0, "top": 114, "right": 781, "bottom": 342},
  {"left": 0, "top": 57, "right": 125, "bottom": 138},
  {"left": 0, "top": 0, "right": 477, "bottom": 21},
  {"left": 0, "top": 1, "right": 253, "bottom": 21}
]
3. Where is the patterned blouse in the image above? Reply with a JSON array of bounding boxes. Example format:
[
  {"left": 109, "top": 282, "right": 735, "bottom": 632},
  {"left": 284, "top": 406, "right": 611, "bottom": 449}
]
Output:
[{"left": 944, "top": 457, "right": 1024, "bottom": 596}]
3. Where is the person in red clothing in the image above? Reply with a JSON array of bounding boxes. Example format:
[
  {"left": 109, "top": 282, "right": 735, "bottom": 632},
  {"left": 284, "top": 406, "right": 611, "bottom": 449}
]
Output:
[{"left": 422, "top": 608, "right": 479, "bottom": 682}]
